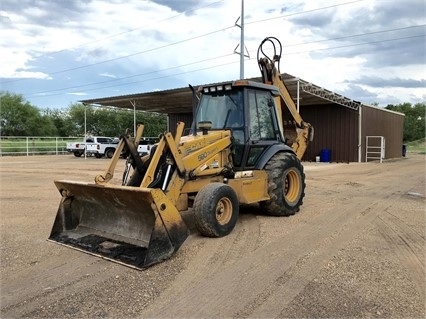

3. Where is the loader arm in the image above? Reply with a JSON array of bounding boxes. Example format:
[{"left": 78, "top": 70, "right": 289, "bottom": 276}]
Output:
[
  {"left": 95, "top": 124, "right": 145, "bottom": 185},
  {"left": 141, "top": 121, "right": 233, "bottom": 206},
  {"left": 257, "top": 37, "right": 313, "bottom": 159}
]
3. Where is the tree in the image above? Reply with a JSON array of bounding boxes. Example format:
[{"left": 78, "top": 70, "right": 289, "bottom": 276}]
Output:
[
  {"left": 137, "top": 111, "right": 167, "bottom": 137},
  {"left": 0, "top": 91, "right": 57, "bottom": 136},
  {"left": 66, "top": 103, "right": 167, "bottom": 137},
  {"left": 385, "top": 102, "right": 425, "bottom": 142},
  {"left": 42, "top": 108, "right": 78, "bottom": 137}
]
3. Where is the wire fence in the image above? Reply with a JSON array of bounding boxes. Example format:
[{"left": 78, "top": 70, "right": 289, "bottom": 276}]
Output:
[{"left": 0, "top": 136, "right": 83, "bottom": 156}]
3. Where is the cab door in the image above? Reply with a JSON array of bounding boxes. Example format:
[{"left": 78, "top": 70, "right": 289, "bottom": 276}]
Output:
[{"left": 241, "top": 89, "right": 280, "bottom": 168}]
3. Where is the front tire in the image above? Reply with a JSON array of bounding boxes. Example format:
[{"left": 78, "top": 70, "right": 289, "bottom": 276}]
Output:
[
  {"left": 105, "top": 148, "right": 115, "bottom": 158},
  {"left": 260, "top": 152, "right": 305, "bottom": 216},
  {"left": 193, "top": 183, "right": 239, "bottom": 237}
]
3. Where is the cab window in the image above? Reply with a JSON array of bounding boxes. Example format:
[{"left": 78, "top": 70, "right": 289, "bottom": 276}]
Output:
[{"left": 248, "top": 90, "right": 275, "bottom": 140}]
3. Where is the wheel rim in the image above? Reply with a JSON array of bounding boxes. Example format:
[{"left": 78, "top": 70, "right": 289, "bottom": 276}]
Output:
[
  {"left": 284, "top": 169, "right": 301, "bottom": 203},
  {"left": 215, "top": 197, "right": 232, "bottom": 225}
]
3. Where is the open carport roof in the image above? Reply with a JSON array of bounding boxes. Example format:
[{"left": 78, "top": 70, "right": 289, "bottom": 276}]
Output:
[{"left": 80, "top": 73, "right": 361, "bottom": 113}]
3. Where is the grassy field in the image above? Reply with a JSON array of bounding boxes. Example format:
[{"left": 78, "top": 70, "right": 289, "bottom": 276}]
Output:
[
  {"left": 0, "top": 137, "right": 80, "bottom": 155},
  {"left": 406, "top": 138, "right": 426, "bottom": 154}
]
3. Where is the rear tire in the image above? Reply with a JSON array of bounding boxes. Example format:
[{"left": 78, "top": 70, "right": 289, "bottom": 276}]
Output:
[
  {"left": 260, "top": 152, "right": 305, "bottom": 216},
  {"left": 193, "top": 183, "right": 239, "bottom": 237},
  {"left": 73, "top": 151, "right": 82, "bottom": 157}
]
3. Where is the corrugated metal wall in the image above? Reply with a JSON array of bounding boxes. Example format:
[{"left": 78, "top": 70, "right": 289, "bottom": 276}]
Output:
[
  {"left": 361, "top": 106, "right": 404, "bottom": 161},
  {"left": 168, "top": 113, "right": 193, "bottom": 135},
  {"left": 300, "top": 104, "right": 359, "bottom": 163}
]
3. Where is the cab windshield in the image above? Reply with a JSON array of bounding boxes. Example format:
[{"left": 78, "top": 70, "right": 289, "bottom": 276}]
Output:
[{"left": 195, "top": 90, "right": 243, "bottom": 130}]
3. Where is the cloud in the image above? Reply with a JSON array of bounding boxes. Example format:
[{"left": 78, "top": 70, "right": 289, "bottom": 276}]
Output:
[
  {"left": 348, "top": 76, "right": 426, "bottom": 89},
  {"left": 289, "top": 0, "right": 425, "bottom": 35},
  {"left": 9, "top": 71, "right": 51, "bottom": 79},
  {"left": 288, "top": 0, "right": 426, "bottom": 68},
  {"left": 340, "top": 81, "right": 426, "bottom": 107},
  {"left": 287, "top": 7, "right": 336, "bottom": 29},
  {"left": 76, "top": 47, "right": 110, "bottom": 62},
  {"left": 0, "top": 12, "right": 11, "bottom": 24},
  {"left": 67, "top": 92, "right": 88, "bottom": 96},
  {"left": 1, "top": 0, "right": 87, "bottom": 27},
  {"left": 0, "top": 0, "right": 424, "bottom": 109},
  {"left": 340, "top": 83, "right": 379, "bottom": 102},
  {"left": 150, "top": 0, "right": 216, "bottom": 14},
  {"left": 99, "top": 72, "right": 117, "bottom": 79}
]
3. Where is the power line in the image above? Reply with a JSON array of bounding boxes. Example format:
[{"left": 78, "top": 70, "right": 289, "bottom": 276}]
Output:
[
  {"left": 278, "top": 34, "right": 425, "bottom": 56},
  {"left": 1, "top": 24, "right": 235, "bottom": 83},
  {"left": 26, "top": 53, "right": 235, "bottom": 95},
  {"left": 284, "top": 24, "right": 426, "bottom": 48},
  {"left": 1, "top": 0, "right": 371, "bottom": 84},
  {"left": 246, "top": 0, "right": 366, "bottom": 25},
  {"left": 20, "top": 1, "right": 226, "bottom": 57},
  {"left": 24, "top": 24, "right": 425, "bottom": 96},
  {"left": 1, "top": 0, "right": 225, "bottom": 84},
  {"left": 30, "top": 60, "right": 241, "bottom": 99},
  {"left": 26, "top": 33, "right": 425, "bottom": 99},
  {"left": 66, "top": 0, "right": 225, "bottom": 49}
]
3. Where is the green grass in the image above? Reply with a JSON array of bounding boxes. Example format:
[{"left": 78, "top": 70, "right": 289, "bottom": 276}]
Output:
[
  {"left": 406, "top": 138, "right": 426, "bottom": 154},
  {"left": 0, "top": 137, "right": 79, "bottom": 155}
]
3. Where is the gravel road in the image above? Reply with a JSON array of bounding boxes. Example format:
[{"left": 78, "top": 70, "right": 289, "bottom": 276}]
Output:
[{"left": 1, "top": 153, "right": 425, "bottom": 318}]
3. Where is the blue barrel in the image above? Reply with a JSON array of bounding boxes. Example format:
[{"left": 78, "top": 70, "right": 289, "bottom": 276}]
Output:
[{"left": 320, "top": 148, "right": 331, "bottom": 162}]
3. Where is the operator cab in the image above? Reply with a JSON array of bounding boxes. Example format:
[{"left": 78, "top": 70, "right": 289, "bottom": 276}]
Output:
[{"left": 195, "top": 81, "right": 285, "bottom": 170}]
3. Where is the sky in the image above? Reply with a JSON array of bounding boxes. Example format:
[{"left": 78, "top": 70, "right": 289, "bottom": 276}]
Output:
[{"left": 0, "top": 0, "right": 425, "bottom": 110}]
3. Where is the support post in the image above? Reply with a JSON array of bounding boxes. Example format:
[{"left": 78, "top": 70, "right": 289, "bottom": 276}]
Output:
[
  {"left": 297, "top": 80, "right": 300, "bottom": 112},
  {"left": 130, "top": 100, "right": 137, "bottom": 135},
  {"left": 84, "top": 103, "right": 87, "bottom": 159},
  {"left": 358, "top": 106, "right": 362, "bottom": 162}
]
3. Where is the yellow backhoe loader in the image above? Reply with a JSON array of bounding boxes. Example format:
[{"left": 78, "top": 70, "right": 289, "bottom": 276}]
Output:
[{"left": 48, "top": 37, "right": 313, "bottom": 269}]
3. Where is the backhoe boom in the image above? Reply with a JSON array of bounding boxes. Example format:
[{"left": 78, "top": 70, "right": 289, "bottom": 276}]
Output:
[{"left": 257, "top": 37, "right": 313, "bottom": 159}]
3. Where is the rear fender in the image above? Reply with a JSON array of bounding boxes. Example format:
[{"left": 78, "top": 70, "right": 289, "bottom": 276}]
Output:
[{"left": 254, "top": 144, "right": 295, "bottom": 169}]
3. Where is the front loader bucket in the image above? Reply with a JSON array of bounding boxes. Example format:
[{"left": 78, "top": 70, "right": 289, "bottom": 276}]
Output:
[{"left": 48, "top": 180, "right": 189, "bottom": 269}]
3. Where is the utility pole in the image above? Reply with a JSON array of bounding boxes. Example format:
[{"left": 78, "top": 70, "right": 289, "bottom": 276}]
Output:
[
  {"left": 84, "top": 103, "right": 87, "bottom": 159},
  {"left": 239, "top": 0, "right": 244, "bottom": 79},
  {"left": 234, "top": 0, "right": 248, "bottom": 80}
]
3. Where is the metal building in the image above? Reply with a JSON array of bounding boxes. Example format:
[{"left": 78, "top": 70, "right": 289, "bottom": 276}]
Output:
[{"left": 81, "top": 73, "right": 404, "bottom": 163}]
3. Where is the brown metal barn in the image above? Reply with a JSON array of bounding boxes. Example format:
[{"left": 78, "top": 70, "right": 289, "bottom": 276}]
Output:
[
  {"left": 81, "top": 73, "right": 404, "bottom": 163},
  {"left": 299, "top": 101, "right": 405, "bottom": 163}
]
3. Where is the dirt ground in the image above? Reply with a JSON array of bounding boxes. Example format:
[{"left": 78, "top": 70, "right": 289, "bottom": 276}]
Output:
[{"left": 0, "top": 153, "right": 425, "bottom": 318}]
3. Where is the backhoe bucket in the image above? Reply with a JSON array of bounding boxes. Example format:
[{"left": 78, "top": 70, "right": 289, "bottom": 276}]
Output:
[{"left": 48, "top": 180, "right": 189, "bottom": 269}]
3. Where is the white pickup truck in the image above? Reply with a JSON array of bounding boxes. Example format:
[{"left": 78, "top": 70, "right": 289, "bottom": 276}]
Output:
[
  {"left": 66, "top": 136, "right": 119, "bottom": 158},
  {"left": 120, "top": 137, "right": 157, "bottom": 158},
  {"left": 137, "top": 138, "right": 157, "bottom": 156}
]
